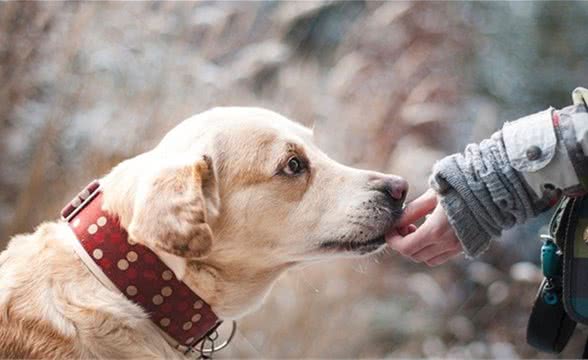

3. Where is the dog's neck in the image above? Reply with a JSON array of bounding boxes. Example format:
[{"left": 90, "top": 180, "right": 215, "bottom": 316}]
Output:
[{"left": 64, "top": 183, "right": 225, "bottom": 353}]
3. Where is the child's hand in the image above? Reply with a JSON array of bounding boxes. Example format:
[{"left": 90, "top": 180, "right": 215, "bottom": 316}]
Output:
[{"left": 386, "top": 190, "right": 463, "bottom": 266}]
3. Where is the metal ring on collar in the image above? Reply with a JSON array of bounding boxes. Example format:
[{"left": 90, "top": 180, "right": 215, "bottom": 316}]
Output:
[{"left": 191, "top": 320, "right": 237, "bottom": 357}]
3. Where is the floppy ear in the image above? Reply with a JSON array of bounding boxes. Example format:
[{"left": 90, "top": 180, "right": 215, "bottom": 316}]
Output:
[{"left": 128, "top": 155, "right": 219, "bottom": 259}]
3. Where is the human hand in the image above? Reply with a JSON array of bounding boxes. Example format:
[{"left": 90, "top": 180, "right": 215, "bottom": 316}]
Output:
[{"left": 386, "top": 189, "right": 463, "bottom": 266}]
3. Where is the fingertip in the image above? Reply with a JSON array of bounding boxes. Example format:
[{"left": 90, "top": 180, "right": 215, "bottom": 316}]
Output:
[{"left": 396, "top": 225, "right": 416, "bottom": 236}]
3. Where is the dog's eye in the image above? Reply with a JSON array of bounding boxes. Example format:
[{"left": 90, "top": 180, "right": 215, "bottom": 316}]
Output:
[{"left": 284, "top": 156, "right": 304, "bottom": 176}]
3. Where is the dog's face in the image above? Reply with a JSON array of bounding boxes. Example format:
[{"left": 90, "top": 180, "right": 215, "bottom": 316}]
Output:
[{"left": 108, "top": 107, "right": 407, "bottom": 318}]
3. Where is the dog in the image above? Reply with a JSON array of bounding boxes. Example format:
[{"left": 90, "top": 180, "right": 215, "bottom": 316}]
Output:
[{"left": 0, "top": 107, "right": 407, "bottom": 358}]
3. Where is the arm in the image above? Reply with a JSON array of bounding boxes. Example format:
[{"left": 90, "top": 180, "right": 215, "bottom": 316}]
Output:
[
  {"left": 435, "top": 87, "right": 588, "bottom": 257},
  {"left": 387, "top": 87, "right": 588, "bottom": 261}
]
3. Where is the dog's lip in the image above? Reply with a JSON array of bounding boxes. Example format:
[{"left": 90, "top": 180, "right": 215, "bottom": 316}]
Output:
[
  {"left": 318, "top": 209, "right": 402, "bottom": 254},
  {"left": 319, "top": 235, "right": 386, "bottom": 254}
]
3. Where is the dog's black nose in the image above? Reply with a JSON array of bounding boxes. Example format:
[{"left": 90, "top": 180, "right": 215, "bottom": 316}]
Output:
[{"left": 369, "top": 175, "right": 408, "bottom": 207}]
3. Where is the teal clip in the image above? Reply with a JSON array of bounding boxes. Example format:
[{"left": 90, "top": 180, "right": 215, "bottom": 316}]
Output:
[{"left": 541, "top": 237, "right": 561, "bottom": 279}]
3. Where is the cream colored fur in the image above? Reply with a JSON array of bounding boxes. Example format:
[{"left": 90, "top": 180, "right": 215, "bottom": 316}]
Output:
[{"left": 0, "top": 107, "right": 405, "bottom": 358}]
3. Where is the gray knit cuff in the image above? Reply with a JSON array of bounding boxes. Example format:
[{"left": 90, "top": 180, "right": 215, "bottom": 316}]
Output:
[
  {"left": 430, "top": 129, "right": 544, "bottom": 258},
  {"left": 430, "top": 154, "right": 497, "bottom": 258},
  {"left": 439, "top": 188, "right": 492, "bottom": 258}
]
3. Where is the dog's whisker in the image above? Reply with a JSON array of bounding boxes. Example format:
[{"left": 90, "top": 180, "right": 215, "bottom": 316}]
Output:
[
  {"left": 299, "top": 273, "right": 321, "bottom": 294},
  {"left": 353, "top": 261, "right": 368, "bottom": 274}
]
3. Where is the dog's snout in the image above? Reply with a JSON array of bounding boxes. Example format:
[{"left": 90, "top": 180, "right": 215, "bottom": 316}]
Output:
[{"left": 369, "top": 175, "right": 408, "bottom": 206}]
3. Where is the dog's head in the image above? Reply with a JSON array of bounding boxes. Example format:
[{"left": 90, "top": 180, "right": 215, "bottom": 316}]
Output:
[{"left": 103, "top": 107, "right": 407, "bottom": 318}]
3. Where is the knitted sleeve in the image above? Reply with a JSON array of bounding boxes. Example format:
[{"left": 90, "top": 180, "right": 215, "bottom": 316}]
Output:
[{"left": 429, "top": 130, "right": 545, "bottom": 257}]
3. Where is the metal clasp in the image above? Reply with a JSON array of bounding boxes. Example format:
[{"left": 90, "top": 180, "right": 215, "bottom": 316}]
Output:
[
  {"left": 61, "top": 180, "right": 102, "bottom": 222},
  {"left": 187, "top": 321, "right": 237, "bottom": 359}
]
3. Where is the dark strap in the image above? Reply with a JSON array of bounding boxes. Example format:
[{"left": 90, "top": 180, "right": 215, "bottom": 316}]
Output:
[
  {"left": 562, "top": 195, "right": 588, "bottom": 325},
  {"left": 527, "top": 197, "right": 578, "bottom": 353},
  {"left": 527, "top": 277, "right": 576, "bottom": 353},
  {"left": 551, "top": 196, "right": 573, "bottom": 249}
]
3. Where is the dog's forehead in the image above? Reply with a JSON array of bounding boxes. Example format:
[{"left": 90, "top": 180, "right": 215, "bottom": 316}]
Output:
[
  {"left": 203, "top": 107, "right": 314, "bottom": 151},
  {"left": 224, "top": 108, "right": 312, "bottom": 142},
  {"left": 229, "top": 119, "right": 311, "bottom": 146},
  {"left": 157, "top": 107, "right": 314, "bottom": 158}
]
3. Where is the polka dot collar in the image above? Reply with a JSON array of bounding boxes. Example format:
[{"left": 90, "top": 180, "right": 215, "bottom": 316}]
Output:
[{"left": 61, "top": 180, "right": 221, "bottom": 353}]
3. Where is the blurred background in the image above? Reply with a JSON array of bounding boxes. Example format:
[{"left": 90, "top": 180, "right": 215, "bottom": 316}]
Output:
[{"left": 1, "top": 1, "right": 588, "bottom": 358}]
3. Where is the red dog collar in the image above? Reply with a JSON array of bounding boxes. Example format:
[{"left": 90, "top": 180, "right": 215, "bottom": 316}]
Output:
[{"left": 61, "top": 181, "right": 220, "bottom": 352}]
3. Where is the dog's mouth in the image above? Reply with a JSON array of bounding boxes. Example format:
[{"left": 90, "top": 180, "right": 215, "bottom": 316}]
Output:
[
  {"left": 319, "top": 235, "right": 387, "bottom": 255},
  {"left": 317, "top": 206, "right": 403, "bottom": 256}
]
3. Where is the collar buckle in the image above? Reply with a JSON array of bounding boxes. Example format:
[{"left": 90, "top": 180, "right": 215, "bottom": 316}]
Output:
[
  {"left": 61, "top": 180, "right": 102, "bottom": 222},
  {"left": 185, "top": 321, "right": 237, "bottom": 359}
]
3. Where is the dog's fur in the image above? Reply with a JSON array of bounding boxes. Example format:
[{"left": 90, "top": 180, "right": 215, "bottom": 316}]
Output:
[{"left": 0, "top": 107, "right": 405, "bottom": 358}]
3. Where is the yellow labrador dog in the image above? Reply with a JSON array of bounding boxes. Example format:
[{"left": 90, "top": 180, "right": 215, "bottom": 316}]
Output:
[{"left": 0, "top": 107, "right": 407, "bottom": 358}]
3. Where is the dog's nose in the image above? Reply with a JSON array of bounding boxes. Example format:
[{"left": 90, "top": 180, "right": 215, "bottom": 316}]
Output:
[{"left": 369, "top": 175, "right": 409, "bottom": 206}]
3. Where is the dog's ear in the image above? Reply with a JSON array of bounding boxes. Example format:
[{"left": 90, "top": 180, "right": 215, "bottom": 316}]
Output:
[{"left": 128, "top": 155, "right": 219, "bottom": 259}]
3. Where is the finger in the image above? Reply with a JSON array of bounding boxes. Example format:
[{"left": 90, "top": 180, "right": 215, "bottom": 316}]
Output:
[
  {"left": 411, "top": 235, "right": 461, "bottom": 262},
  {"left": 397, "top": 189, "right": 438, "bottom": 227},
  {"left": 397, "top": 226, "right": 409, "bottom": 237},
  {"left": 411, "top": 243, "right": 447, "bottom": 262},
  {"left": 425, "top": 249, "right": 462, "bottom": 267},
  {"left": 397, "top": 224, "right": 417, "bottom": 236},
  {"left": 426, "top": 250, "right": 461, "bottom": 267},
  {"left": 387, "top": 220, "right": 436, "bottom": 257}
]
